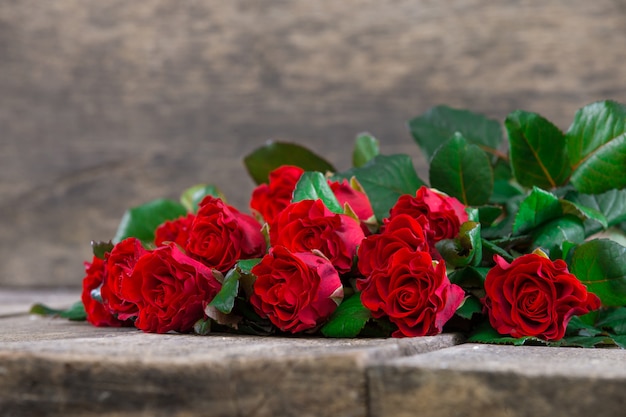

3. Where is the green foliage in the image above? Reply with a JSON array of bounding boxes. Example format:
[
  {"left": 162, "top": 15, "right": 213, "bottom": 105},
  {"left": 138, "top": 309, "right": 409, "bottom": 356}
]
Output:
[
  {"left": 570, "top": 239, "right": 626, "bottom": 307},
  {"left": 321, "top": 293, "right": 371, "bottom": 338},
  {"left": 180, "top": 184, "right": 224, "bottom": 213},
  {"left": 505, "top": 110, "right": 571, "bottom": 189},
  {"left": 436, "top": 221, "right": 482, "bottom": 268},
  {"left": 292, "top": 171, "right": 343, "bottom": 213},
  {"left": 429, "top": 133, "right": 494, "bottom": 205},
  {"left": 567, "top": 101, "right": 626, "bottom": 193},
  {"left": 208, "top": 268, "right": 241, "bottom": 314},
  {"left": 408, "top": 105, "right": 503, "bottom": 160},
  {"left": 91, "top": 240, "right": 114, "bottom": 259},
  {"left": 244, "top": 141, "right": 336, "bottom": 185},
  {"left": 333, "top": 154, "right": 425, "bottom": 221},
  {"left": 30, "top": 301, "right": 86, "bottom": 321},
  {"left": 353, "top": 132, "right": 380, "bottom": 168},
  {"left": 113, "top": 198, "right": 187, "bottom": 244}
]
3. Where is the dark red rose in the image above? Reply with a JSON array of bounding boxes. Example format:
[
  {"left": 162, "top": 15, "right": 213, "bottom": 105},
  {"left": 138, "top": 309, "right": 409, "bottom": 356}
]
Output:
[
  {"left": 154, "top": 213, "right": 195, "bottom": 248},
  {"left": 125, "top": 243, "right": 222, "bottom": 333},
  {"left": 270, "top": 199, "right": 365, "bottom": 274},
  {"left": 359, "top": 248, "right": 464, "bottom": 337},
  {"left": 250, "top": 165, "right": 304, "bottom": 224},
  {"left": 81, "top": 256, "right": 128, "bottom": 327},
  {"left": 100, "top": 237, "right": 148, "bottom": 320},
  {"left": 328, "top": 179, "right": 374, "bottom": 223},
  {"left": 357, "top": 214, "right": 430, "bottom": 278},
  {"left": 483, "top": 253, "right": 601, "bottom": 341},
  {"left": 250, "top": 246, "right": 343, "bottom": 333},
  {"left": 388, "top": 186, "right": 468, "bottom": 247},
  {"left": 187, "top": 196, "right": 266, "bottom": 273}
]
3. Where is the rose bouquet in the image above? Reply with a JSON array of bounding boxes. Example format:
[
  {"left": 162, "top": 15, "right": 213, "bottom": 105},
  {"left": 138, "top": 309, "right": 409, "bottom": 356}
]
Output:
[{"left": 35, "top": 100, "right": 626, "bottom": 348}]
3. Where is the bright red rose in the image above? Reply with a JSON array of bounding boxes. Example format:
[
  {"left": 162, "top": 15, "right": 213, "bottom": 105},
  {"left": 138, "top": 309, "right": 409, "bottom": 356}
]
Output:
[
  {"left": 357, "top": 214, "right": 430, "bottom": 278},
  {"left": 388, "top": 186, "right": 468, "bottom": 247},
  {"left": 100, "top": 237, "right": 148, "bottom": 320},
  {"left": 81, "top": 256, "right": 128, "bottom": 327},
  {"left": 125, "top": 244, "right": 222, "bottom": 333},
  {"left": 270, "top": 199, "right": 365, "bottom": 274},
  {"left": 187, "top": 196, "right": 266, "bottom": 273},
  {"left": 483, "top": 254, "right": 601, "bottom": 341},
  {"left": 359, "top": 248, "right": 464, "bottom": 337},
  {"left": 328, "top": 179, "right": 374, "bottom": 222},
  {"left": 154, "top": 213, "right": 195, "bottom": 248},
  {"left": 250, "top": 246, "right": 343, "bottom": 333},
  {"left": 250, "top": 165, "right": 304, "bottom": 224}
]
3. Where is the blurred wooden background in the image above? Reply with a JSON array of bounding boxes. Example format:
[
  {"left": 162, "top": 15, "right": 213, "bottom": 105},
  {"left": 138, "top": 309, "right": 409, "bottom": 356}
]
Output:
[{"left": 1, "top": 0, "right": 625, "bottom": 287}]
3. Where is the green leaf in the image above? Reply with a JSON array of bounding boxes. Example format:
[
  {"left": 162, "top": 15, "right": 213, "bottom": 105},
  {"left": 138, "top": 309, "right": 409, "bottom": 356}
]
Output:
[
  {"left": 436, "top": 221, "right": 482, "bottom": 268},
  {"left": 321, "top": 293, "right": 371, "bottom": 338},
  {"left": 512, "top": 187, "right": 562, "bottom": 235},
  {"left": 566, "top": 189, "right": 626, "bottom": 228},
  {"left": 91, "top": 240, "right": 114, "bottom": 260},
  {"left": 208, "top": 268, "right": 241, "bottom": 314},
  {"left": 505, "top": 110, "right": 571, "bottom": 189},
  {"left": 467, "top": 322, "right": 548, "bottom": 346},
  {"left": 531, "top": 216, "right": 585, "bottom": 258},
  {"left": 490, "top": 180, "right": 524, "bottom": 204},
  {"left": 560, "top": 199, "right": 608, "bottom": 230},
  {"left": 353, "top": 132, "right": 380, "bottom": 168},
  {"left": 333, "top": 154, "right": 425, "bottom": 221},
  {"left": 236, "top": 258, "right": 262, "bottom": 275},
  {"left": 408, "top": 105, "right": 503, "bottom": 160},
  {"left": 428, "top": 133, "right": 494, "bottom": 205},
  {"left": 449, "top": 266, "right": 489, "bottom": 289},
  {"left": 476, "top": 205, "right": 503, "bottom": 227},
  {"left": 235, "top": 259, "right": 262, "bottom": 299},
  {"left": 570, "top": 239, "right": 626, "bottom": 306},
  {"left": 595, "top": 307, "right": 626, "bottom": 335},
  {"left": 570, "top": 133, "right": 626, "bottom": 193},
  {"left": 244, "top": 141, "right": 336, "bottom": 185},
  {"left": 292, "top": 171, "right": 343, "bottom": 214},
  {"left": 455, "top": 296, "right": 483, "bottom": 320},
  {"left": 113, "top": 199, "right": 187, "bottom": 244},
  {"left": 181, "top": 184, "right": 224, "bottom": 213},
  {"left": 566, "top": 100, "right": 626, "bottom": 168},
  {"left": 30, "top": 301, "right": 86, "bottom": 321},
  {"left": 193, "top": 318, "right": 212, "bottom": 335}
]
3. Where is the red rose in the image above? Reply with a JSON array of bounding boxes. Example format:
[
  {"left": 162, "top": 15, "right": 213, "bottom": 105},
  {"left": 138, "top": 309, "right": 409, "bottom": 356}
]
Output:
[
  {"left": 388, "top": 186, "right": 468, "bottom": 247},
  {"left": 250, "top": 246, "right": 343, "bottom": 333},
  {"left": 154, "top": 213, "right": 195, "bottom": 248},
  {"left": 187, "top": 196, "right": 266, "bottom": 273},
  {"left": 250, "top": 165, "right": 304, "bottom": 224},
  {"left": 81, "top": 256, "right": 128, "bottom": 327},
  {"left": 328, "top": 179, "right": 374, "bottom": 223},
  {"left": 100, "top": 237, "right": 148, "bottom": 320},
  {"left": 359, "top": 248, "right": 464, "bottom": 337},
  {"left": 357, "top": 214, "right": 430, "bottom": 278},
  {"left": 483, "top": 254, "right": 601, "bottom": 341},
  {"left": 125, "top": 244, "right": 222, "bottom": 333},
  {"left": 270, "top": 199, "right": 365, "bottom": 274}
]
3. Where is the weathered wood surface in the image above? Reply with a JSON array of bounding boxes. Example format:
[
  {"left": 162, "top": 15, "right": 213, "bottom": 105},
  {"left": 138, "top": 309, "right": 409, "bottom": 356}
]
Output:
[
  {"left": 0, "top": 289, "right": 624, "bottom": 417},
  {"left": 2, "top": 0, "right": 626, "bottom": 286}
]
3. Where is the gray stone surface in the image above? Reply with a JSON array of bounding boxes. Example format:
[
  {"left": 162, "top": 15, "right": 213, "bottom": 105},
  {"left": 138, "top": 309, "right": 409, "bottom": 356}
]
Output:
[
  {"left": 0, "top": 315, "right": 462, "bottom": 417},
  {"left": 369, "top": 343, "right": 626, "bottom": 417},
  {"left": 1, "top": 290, "right": 624, "bottom": 416},
  {"left": 2, "top": 0, "right": 626, "bottom": 287}
]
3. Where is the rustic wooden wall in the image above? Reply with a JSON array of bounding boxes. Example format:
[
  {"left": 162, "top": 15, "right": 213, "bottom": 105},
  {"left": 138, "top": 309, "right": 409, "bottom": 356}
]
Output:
[{"left": 1, "top": 0, "right": 625, "bottom": 286}]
